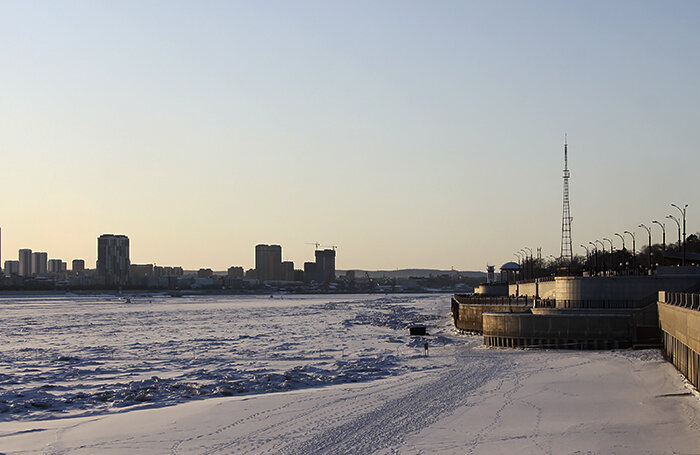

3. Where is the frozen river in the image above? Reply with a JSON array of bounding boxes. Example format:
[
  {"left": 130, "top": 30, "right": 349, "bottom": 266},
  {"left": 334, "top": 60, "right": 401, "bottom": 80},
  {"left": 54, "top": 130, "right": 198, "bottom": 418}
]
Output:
[
  {"left": 0, "top": 293, "right": 450, "bottom": 420},
  {"left": 1, "top": 293, "right": 699, "bottom": 454}
]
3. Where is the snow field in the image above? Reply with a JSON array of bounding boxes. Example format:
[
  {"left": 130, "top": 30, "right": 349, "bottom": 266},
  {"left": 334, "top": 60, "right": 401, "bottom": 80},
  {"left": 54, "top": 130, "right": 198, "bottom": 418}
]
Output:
[{"left": 1, "top": 294, "right": 699, "bottom": 454}]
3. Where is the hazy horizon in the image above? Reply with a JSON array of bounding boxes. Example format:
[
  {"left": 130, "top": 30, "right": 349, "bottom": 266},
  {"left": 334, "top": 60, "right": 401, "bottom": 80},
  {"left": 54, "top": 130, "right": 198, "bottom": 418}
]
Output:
[{"left": 1, "top": 1, "right": 698, "bottom": 271}]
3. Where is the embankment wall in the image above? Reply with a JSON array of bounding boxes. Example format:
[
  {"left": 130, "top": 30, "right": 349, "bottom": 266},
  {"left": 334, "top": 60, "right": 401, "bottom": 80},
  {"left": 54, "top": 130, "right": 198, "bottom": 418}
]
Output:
[
  {"left": 482, "top": 312, "right": 635, "bottom": 349},
  {"left": 658, "top": 293, "right": 700, "bottom": 389}
]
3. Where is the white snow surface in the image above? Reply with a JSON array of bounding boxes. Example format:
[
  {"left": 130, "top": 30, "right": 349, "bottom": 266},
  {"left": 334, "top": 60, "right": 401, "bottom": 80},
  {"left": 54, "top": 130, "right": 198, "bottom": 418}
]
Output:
[{"left": 0, "top": 293, "right": 699, "bottom": 454}]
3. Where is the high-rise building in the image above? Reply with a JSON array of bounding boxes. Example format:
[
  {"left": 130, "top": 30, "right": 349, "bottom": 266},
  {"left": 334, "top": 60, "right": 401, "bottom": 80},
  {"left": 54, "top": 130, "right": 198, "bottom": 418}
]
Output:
[
  {"left": 281, "top": 261, "right": 294, "bottom": 281},
  {"left": 72, "top": 259, "right": 85, "bottom": 273},
  {"left": 315, "top": 249, "right": 336, "bottom": 283},
  {"left": 4, "top": 260, "right": 19, "bottom": 276},
  {"left": 97, "top": 234, "right": 130, "bottom": 287},
  {"left": 18, "top": 249, "right": 32, "bottom": 277},
  {"left": 31, "top": 252, "right": 48, "bottom": 276},
  {"left": 303, "top": 261, "right": 317, "bottom": 283},
  {"left": 48, "top": 259, "right": 63, "bottom": 274},
  {"left": 255, "top": 244, "right": 282, "bottom": 281},
  {"left": 227, "top": 266, "right": 244, "bottom": 278}
]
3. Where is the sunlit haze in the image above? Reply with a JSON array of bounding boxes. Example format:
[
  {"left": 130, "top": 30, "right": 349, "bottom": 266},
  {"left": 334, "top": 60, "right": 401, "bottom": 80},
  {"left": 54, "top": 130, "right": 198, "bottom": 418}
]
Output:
[{"left": 1, "top": 1, "right": 698, "bottom": 271}]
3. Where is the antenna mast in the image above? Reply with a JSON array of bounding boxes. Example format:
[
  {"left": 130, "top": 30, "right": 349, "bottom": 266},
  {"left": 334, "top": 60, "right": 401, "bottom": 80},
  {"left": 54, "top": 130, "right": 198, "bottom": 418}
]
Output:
[{"left": 560, "top": 135, "right": 573, "bottom": 263}]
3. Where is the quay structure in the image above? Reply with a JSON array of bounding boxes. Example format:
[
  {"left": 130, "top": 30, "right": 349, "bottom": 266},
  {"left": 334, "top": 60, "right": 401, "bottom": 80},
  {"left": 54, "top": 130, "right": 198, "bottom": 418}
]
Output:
[
  {"left": 658, "top": 291, "right": 700, "bottom": 389},
  {"left": 452, "top": 265, "right": 700, "bottom": 350}
]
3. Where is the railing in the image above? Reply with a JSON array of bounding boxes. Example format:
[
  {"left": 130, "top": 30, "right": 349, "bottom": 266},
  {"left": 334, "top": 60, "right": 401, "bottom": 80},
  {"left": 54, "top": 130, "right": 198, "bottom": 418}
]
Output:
[
  {"left": 452, "top": 294, "right": 555, "bottom": 308},
  {"left": 661, "top": 292, "right": 700, "bottom": 310},
  {"left": 555, "top": 299, "right": 649, "bottom": 309},
  {"left": 514, "top": 276, "right": 556, "bottom": 285}
]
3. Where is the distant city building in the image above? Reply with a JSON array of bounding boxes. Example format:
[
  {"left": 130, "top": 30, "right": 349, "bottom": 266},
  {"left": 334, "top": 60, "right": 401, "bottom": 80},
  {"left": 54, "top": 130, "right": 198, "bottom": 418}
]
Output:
[
  {"left": 255, "top": 244, "right": 282, "bottom": 281},
  {"left": 153, "top": 266, "right": 183, "bottom": 277},
  {"left": 227, "top": 266, "right": 244, "bottom": 278},
  {"left": 47, "top": 259, "right": 63, "bottom": 274},
  {"left": 294, "top": 269, "right": 305, "bottom": 282},
  {"left": 281, "top": 261, "right": 294, "bottom": 281},
  {"left": 97, "top": 234, "right": 130, "bottom": 287},
  {"left": 130, "top": 264, "right": 154, "bottom": 279},
  {"left": 72, "top": 259, "right": 85, "bottom": 273},
  {"left": 303, "top": 261, "right": 317, "bottom": 283},
  {"left": 315, "top": 249, "right": 336, "bottom": 283},
  {"left": 18, "top": 249, "right": 32, "bottom": 277},
  {"left": 346, "top": 270, "right": 356, "bottom": 281},
  {"left": 197, "top": 268, "right": 213, "bottom": 278},
  {"left": 31, "top": 252, "right": 48, "bottom": 276},
  {"left": 4, "top": 260, "right": 19, "bottom": 276}
]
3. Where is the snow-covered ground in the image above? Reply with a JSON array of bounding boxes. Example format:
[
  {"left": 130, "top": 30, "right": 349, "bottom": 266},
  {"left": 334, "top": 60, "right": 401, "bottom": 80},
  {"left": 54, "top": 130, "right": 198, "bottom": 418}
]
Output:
[{"left": 1, "top": 294, "right": 699, "bottom": 454}]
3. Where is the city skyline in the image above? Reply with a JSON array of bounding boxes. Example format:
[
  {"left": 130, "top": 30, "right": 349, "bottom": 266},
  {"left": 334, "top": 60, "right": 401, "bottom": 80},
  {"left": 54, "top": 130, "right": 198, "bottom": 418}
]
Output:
[{"left": 1, "top": 2, "right": 698, "bottom": 271}]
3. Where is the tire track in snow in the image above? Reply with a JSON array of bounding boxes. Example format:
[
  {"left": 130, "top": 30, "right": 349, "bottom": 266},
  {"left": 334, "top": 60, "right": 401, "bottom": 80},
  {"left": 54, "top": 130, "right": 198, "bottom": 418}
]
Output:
[{"left": 278, "top": 349, "right": 512, "bottom": 455}]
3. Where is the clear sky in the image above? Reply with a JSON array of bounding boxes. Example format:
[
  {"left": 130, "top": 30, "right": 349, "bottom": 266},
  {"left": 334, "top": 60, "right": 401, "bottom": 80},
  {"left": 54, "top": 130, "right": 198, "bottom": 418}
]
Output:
[{"left": 1, "top": 1, "right": 698, "bottom": 271}]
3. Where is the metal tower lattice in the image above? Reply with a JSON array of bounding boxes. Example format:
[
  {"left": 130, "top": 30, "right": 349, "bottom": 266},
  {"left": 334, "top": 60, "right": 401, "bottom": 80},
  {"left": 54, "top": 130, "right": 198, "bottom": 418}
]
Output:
[{"left": 560, "top": 136, "right": 573, "bottom": 262}]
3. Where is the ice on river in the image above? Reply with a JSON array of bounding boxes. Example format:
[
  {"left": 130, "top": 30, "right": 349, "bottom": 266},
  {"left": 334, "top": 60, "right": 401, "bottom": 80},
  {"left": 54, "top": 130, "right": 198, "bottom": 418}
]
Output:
[
  {"left": 0, "top": 294, "right": 448, "bottom": 420},
  {"left": 1, "top": 294, "right": 699, "bottom": 454}
]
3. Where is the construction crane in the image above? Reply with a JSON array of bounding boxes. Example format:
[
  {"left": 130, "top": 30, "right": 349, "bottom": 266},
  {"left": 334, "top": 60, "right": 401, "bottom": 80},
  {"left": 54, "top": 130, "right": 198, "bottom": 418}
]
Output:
[
  {"left": 322, "top": 245, "right": 338, "bottom": 251},
  {"left": 305, "top": 242, "right": 320, "bottom": 250}
]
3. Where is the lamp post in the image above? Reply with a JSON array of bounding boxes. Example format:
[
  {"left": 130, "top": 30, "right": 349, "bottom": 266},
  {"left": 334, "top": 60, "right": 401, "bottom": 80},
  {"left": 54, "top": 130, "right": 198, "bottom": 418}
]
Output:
[
  {"left": 639, "top": 224, "right": 652, "bottom": 273},
  {"left": 580, "top": 244, "right": 590, "bottom": 273},
  {"left": 614, "top": 232, "right": 626, "bottom": 272},
  {"left": 671, "top": 203, "right": 688, "bottom": 266},
  {"left": 603, "top": 238, "right": 614, "bottom": 274},
  {"left": 624, "top": 230, "right": 636, "bottom": 273},
  {"left": 595, "top": 240, "right": 606, "bottom": 274},
  {"left": 520, "top": 249, "right": 528, "bottom": 279},
  {"left": 652, "top": 220, "right": 666, "bottom": 266},
  {"left": 666, "top": 214, "right": 681, "bottom": 255},
  {"left": 589, "top": 241, "right": 598, "bottom": 275},
  {"left": 523, "top": 247, "right": 533, "bottom": 279}
]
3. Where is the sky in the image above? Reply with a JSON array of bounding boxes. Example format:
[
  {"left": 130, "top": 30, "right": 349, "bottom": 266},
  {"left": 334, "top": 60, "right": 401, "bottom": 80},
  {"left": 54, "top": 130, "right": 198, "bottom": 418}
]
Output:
[{"left": 1, "top": 1, "right": 699, "bottom": 271}]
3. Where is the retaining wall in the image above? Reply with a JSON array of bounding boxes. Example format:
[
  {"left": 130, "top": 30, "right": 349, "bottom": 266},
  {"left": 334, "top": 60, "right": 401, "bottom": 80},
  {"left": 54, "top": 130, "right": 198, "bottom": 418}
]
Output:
[
  {"left": 451, "top": 296, "right": 531, "bottom": 332},
  {"left": 508, "top": 279, "right": 556, "bottom": 299},
  {"left": 482, "top": 312, "right": 635, "bottom": 349},
  {"left": 658, "top": 293, "right": 700, "bottom": 389},
  {"left": 555, "top": 275, "right": 700, "bottom": 305}
]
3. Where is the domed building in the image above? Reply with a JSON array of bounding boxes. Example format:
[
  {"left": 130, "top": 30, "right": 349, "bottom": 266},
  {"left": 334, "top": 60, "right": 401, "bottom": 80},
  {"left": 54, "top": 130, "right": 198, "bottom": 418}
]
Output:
[{"left": 500, "top": 261, "right": 521, "bottom": 283}]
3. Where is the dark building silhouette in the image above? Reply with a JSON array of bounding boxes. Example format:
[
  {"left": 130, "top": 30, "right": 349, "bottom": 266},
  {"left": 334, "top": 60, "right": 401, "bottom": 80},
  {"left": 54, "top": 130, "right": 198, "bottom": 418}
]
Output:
[
  {"left": 281, "top": 261, "right": 294, "bottom": 281},
  {"left": 97, "top": 234, "right": 130, "bottom": 287},
  {"left": 18, "top": 248, "right": 32, "bottom": 277},
  {"left": 255, "top": 244, "right": 282, "bottom": 281},
  {"left": 228, "top": 266, "right": 244, "bottom": 278},
  {"left": 303, "top": 261, "right": 317, "bottom": 283},
  {"left": 72, "top": 259, "right": 85, "bottom": 273},
  {"left": 315, "top": 249, "right": 336, "bottom": 283}
]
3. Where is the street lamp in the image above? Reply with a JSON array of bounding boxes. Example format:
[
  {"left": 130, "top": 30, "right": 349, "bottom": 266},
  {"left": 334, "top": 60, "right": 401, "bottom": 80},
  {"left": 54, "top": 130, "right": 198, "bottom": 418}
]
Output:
[
  {"left": 671, "top": 203, "right": 688, "bottom": 266},
  {"left": 589, "top": 241, "right": 598, "bottom": 274},
  {"left": 580, "top": 244, "right": 590, "bottom": 272},
  {"left": 595, "top": 240, "right": 606, "bottom": 273},
  {"left": 523, "top": 247, "right": 533, "bottom": 278},
  {"left": 666, "top": 214, "right": 681, "bottom": 254},
  {"left": 639, "top": 224, "right": 652, "bottom": 272},
  {"left": 652, "top": 220, "right": 666, "bottom": 252},
  {"left": 614, "top": 232, "right": 627, "bottom": 273},
  {"left": 603, "top": 238, "right": 614, "bottom": 273},
  {"left": 624, "top": 230, "right": 636, "bottom": 272},
  {"left": 520, "top": 249, "right": 529, "bottom": 279}
]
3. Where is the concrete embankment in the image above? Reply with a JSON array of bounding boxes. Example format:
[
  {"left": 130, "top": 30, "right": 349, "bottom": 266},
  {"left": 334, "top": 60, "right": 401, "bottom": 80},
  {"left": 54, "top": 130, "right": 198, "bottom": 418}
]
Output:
[
  {"left": 658, "top": 291, "right": 700, "bottom": 389},
  {"left": 482, "top": 311, "right": 634, "bottom": 349},
  {"left": 451, "top": 295, "right": 533, "bottom": 332}
]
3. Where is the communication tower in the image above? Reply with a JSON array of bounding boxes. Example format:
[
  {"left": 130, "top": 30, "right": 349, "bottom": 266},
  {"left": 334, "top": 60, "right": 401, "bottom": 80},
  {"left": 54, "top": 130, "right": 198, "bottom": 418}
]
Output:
[{"left": 560, "top": 136, "right": 573, "bottom": 262}]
